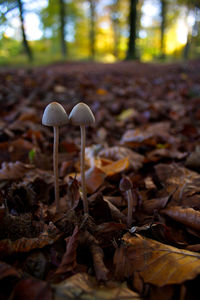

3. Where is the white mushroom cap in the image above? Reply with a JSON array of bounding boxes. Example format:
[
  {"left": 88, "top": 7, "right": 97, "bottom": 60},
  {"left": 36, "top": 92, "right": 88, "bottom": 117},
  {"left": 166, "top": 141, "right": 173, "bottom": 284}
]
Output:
[
  {"left": 42, "top": 102, "right": 68, "bottom": 126},
  {"left": 69, "top": 102, "right": 95, "bottom": 126}
]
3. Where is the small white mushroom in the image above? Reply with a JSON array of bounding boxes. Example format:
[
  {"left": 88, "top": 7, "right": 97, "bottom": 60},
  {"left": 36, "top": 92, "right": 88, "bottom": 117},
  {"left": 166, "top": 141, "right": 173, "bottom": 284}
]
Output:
[
  {"left": 42, "top": 102, "right": 68, "bottom": 213},
  {"left": 119, "top": 175, "right": 134, "bottom": 227},
  {"left": 69, "top": 102, "right": 95, "bottom": 214}
]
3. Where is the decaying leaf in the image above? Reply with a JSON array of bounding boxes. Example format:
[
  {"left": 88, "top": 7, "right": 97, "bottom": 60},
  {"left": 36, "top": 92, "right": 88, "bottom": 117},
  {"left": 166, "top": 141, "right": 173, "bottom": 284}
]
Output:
[
  {"left": 161, "top": 206, "right": 200, "bottom": 231},
  {"left": 55, "top": 226, "right": 79, "bottom": 275},
  {"left": 0, "top": 261, "right": 22, "bottom": 280},
  {"left": 53, "top": 273, "right": 141, "bottom": 300},
  {"left": 120, "top": 122, "right": 173, "bottom": 148},
  {"left": 114, "top": 233, "right": 200, "bottom": 286},
  {"left": 85, "top": 166, "right": 106, "bottom": 193},
  {"left": 0, "top": 223, "right": 62, "bottom": 257},
  {"left": 66, "top": 177, "right": 80, "bottom": 210},
  {"left": 10, "top": 278, "right": 52, "bottom": 300},
  {"left": 80, "top": 231, "right": 109, "bottom": 281},
  {"left": 0, "top": 161, "right": 34, "bottom": 182},
  {"left": 98, "top": 146, "right": 144, "bottom": 171},
  {"left": 101, "top": 157, "right": 130, "bottom": 176},
  {"left": 155, "top": 163, "right": 200, "bottom": 208}
]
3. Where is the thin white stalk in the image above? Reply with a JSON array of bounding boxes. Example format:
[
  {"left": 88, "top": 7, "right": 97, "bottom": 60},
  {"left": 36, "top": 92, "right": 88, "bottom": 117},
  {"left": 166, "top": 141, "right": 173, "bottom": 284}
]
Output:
[
  {"left": 53, "top": 125, "right": 59, "bottom": 213},
  {"left": 80, "top": 124, "right": 88, "bottom": 214},
  {"left": 127, "top": 189, "right": 133, "bottom": 227}
]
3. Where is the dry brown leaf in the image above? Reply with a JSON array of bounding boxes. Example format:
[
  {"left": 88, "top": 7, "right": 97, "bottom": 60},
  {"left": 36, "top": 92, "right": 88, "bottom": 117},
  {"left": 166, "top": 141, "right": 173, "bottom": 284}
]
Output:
[
  {"left": 121, "top": 122, "right": 173, "bottom": 148},
  {"left": 146, "top": 148, "right": 187, "bottom": 162},
  {"left": 98, "top": 146, "right": 144, "bottom": 171},
  {"left": 54, "top": 273, "right": 141, "bottom": 300},
  {"left": 55, "top": 226, "right": 79, "bottom": 275},
  {"left": 0, "top": 224, "right": 62, "bottom": 257},
  {"left": 155, "top": 163, "right": 200, "bottom": 208},
  {"left": 0, "top": 161, "right": 34, "bottom": 180},
  {"left": 80, "top": 231, "right": 109, "bottom": 281},
  {"left": 0, "top": 261, "right": 22, "bottom": 280},
  {"left": 101, "top": 157, "right": 130, "bottom": 176},
  {"left": 142, "top": 196, "right": 169, "bottom": 215},
  {"left": 85, "top": 166, "right": 106, "bottom": 193},
  {"left": 162, "top": 206, "right": 200, "bottom": 231},
  {"left": 10, "top": 278, "right": 52, "bottom": 300},
  {"left": 66, "top": 177, "right": 80, "bottom": 210},
  {"left": 114, "top": 233, "right": 200, "bottom": 287}
]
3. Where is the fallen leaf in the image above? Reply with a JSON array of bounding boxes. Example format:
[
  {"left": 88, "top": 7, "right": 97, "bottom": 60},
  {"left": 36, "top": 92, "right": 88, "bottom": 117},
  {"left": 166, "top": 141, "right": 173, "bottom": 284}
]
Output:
[
  {"left": 85, "top": 166, "right": 106, "bottom": 193},
  {"left": 121, "top": 122, "right": 173, "bottom": 148},
  {"left": 161, "top": 206, "right": 200, "bottom": 231},
  {"left": 0, "top": 139, "right": 34, "bottom": 164},
  {"left": 101, "top": 157, "right": 130, "bottom": 176},
  {"left": 142, "top": 196, "right": 170, "bottom": 215},
  {"left": 96, "top": 88, "right": 108, "bottom": 95},
  {"left": 0, "top": 224, "right": 62, "bottom": 257},
  {"left": 0, "top": 161, "right": 34, "bottom": 180},
  {"left": 10, "top": 278, "right": 52, "bottom": 300},
  {"left": 0, "top": 261, "right": 21, "bottom": 280},
  {"left": 80, "top": 231, "right": 109, "bottom": 281},
  {"left": 66, "top": 177, "right": 80, "bottom": 210},
  {"left": 54, "top": 273, "right": 141, "bottom": 300},
  {"left": 98, "top": 146, "right": 144, "bottom": 171},
  {"left": 155, "top": 163, "right": 200, "bottom": 208},
  {"left": 55, "top": 226, "right": 79, "bottom": 275},
  {"left": 114, "top": 233, "right": 200, "bottom": 286}
]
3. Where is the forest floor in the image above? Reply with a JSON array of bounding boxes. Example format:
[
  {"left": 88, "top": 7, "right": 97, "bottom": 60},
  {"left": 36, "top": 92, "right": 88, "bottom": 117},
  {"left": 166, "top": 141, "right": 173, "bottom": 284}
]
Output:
[{"left": 0, "top": 60, "right": 200, "bottom": 300}]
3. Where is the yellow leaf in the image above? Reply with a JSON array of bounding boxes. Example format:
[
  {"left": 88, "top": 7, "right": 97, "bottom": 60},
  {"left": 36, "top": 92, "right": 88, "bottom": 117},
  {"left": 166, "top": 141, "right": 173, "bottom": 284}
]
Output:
[
  {"left": 101, "top": 157, "right": 129, "bottom": 176},
  {"left": 114, "top": 233, "right": 200, "bottom": 287},
  {"left": 96, "top": 88, "right": 108, "bottom": 95}
]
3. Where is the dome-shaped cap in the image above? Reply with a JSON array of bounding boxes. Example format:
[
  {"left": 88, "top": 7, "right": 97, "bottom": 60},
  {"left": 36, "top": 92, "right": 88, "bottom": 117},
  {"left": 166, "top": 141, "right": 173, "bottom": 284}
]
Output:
[
  {"left": 42, "top": 102, "right": 68, "bottom": 126},
  {"left": 69, "top": 102, "right": 95, "bottom": 126}
]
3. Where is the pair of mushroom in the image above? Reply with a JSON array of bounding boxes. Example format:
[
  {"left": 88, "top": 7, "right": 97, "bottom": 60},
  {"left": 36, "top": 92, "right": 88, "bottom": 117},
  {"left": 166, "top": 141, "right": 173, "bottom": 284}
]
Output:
[{"left": 42, "top": 102, "right": 95, "bottom": 214}]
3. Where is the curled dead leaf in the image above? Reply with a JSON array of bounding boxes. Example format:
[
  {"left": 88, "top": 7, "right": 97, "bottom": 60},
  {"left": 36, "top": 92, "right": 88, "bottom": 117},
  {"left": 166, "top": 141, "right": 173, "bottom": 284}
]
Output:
[
  {"left": 55, "top": 226, "right": 79, "bottom": 275},
  {"left": 53, "top": 273, "right": 141, "bottom": 300},
  {"left": 114, "top": 233, "right": 200, "bottom": 287},
  {"left": 161, "top": 206, "right": 200, "bottom": 232},
  {"left": 0, "top": 161, "right": 34, "bottom": 180},
  {"left": 0, "top": 224, "right": 62, "bottom": 257}
]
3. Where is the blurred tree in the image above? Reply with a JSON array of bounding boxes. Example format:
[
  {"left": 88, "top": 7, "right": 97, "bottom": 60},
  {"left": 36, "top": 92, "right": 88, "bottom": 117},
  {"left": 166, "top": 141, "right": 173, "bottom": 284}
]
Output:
[
  {"left": 108, "top": 0, "right": 121, "bottom": 59},
  {"left": 126, "top": 0, "right": 138, "bottom": 60},
  {"left": 88, "top": 0, "right": 98, "bottom": 60},
  {"left": 59, "top": 0, "right": 67, "bottom": 58},
  {"left": 178, "top": 0, "right": 200, "bottom": 59},
  {"left": 0, "top": 0, "right": 33, "bottom": 61},
  {"left": 160, "top": 0, "right": 167, "bottom": 59}
]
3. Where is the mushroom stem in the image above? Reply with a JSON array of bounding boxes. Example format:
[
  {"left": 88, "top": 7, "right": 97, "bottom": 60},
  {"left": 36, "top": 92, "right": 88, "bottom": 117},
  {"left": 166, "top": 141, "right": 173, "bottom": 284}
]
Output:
[
  {"left": 80, "top": 124, "right": 88, "bottom": 214},
  {"left": 127, "top": 189, "right": 133, "bottom": 227},
  {"left": 53, "top": 125, "right": 60, "bottom": 213}
]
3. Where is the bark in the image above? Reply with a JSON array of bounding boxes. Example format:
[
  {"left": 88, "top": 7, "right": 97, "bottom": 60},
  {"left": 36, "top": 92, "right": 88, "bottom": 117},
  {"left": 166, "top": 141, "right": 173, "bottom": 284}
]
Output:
[
  {"left": 59, "top": 0, "right": 67, "bottom": 58},
  {"left": 111, "top": 0, "right": 120, "bottom": 59},
  {"left": 126, "top": 0, "right": 138, "bottom": 60},
  {"left": 17, "top": 0, "right": 33, "bottom": 62},
  {"left": 89, "top": 0, "right": 96, "bottom": 60},
  {"left": 160, "top": 0, "right": 167, "bottom": 59}
]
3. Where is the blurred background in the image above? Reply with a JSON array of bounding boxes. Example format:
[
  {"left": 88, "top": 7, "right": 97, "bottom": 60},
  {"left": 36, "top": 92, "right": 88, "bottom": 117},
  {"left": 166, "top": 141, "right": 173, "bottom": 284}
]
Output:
[{"left": 0, "top": 0, "right": 200, "bottom": 66}]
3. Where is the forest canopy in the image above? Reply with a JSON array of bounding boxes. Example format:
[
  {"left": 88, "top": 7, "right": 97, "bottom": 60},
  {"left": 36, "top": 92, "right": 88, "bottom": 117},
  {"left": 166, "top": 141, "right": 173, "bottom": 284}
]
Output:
[{"left": 0, "top": 0, "right": 200, "bottom": 65}]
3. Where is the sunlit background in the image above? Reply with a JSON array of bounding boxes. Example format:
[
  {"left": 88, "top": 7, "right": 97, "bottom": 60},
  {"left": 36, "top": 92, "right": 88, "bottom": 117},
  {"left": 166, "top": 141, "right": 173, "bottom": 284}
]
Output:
[{"left": 0, "top": 0, "right": 200, "bottom": 65}]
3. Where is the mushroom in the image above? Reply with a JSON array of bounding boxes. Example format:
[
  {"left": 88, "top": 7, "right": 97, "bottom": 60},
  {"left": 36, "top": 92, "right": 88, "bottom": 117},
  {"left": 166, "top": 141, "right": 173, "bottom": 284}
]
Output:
[
  {"left": 42, "top": 102, "right": 68, "bottom": 213},
  {"left": 69, "top": 102, "right": 95, "bottom": 214},
  {"left": 119, "top": 175, "right": 134, "bottom": 227}
]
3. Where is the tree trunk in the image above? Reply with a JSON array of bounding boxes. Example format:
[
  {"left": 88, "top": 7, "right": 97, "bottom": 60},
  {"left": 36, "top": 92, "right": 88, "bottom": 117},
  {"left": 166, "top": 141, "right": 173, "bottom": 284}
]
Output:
[
  {"left": 126, "top": 0, "right": 138, "bottom": 60},
  {"left": 59, "top": 0, "right": 67, "bottom": 59},
  {"left": 89, "top": 0, "right": 96, "bottom": 60},
  {"left": 17, "top": 0, "right": 33, "bottom": 62},
  {"left": 111, "top": 0, "right": 120, "bottom": 59},
  {"left": 160, "top": 0, "right": 167, "bottom": 59}
]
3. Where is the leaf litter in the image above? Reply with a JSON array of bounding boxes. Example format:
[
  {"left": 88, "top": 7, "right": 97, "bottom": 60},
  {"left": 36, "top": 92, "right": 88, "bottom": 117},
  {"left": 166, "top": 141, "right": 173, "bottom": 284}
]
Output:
[{"left": 1, "top": 61, "right": 200, "bottom": 299}]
